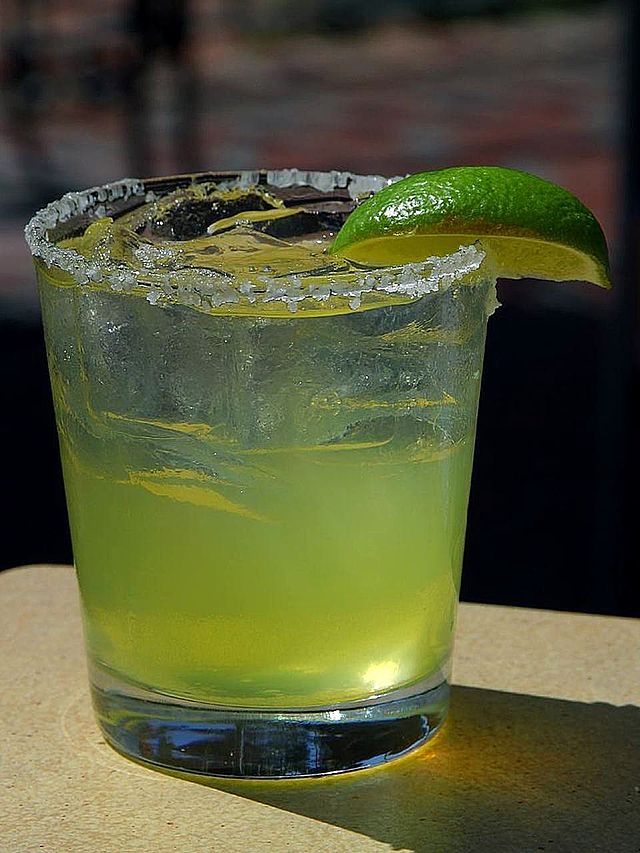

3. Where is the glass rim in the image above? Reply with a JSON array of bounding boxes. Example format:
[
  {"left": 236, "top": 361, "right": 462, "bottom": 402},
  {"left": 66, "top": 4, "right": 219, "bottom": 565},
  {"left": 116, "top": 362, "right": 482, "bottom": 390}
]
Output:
[{"left": 24, "top": 169, "right": 488, "bottom": 315}]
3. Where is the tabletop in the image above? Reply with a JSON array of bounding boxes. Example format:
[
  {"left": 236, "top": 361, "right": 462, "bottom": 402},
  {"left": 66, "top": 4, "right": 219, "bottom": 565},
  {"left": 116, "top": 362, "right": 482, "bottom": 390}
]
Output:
[{"left": 1, "top": 564, "right": 639, "bottom": 853}]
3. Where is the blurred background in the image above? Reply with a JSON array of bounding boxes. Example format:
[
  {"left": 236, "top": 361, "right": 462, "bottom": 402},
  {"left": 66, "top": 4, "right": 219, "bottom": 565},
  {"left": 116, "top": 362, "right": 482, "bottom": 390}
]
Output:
[{"left": 1, "top": 0, "right": 637, "bottom": 615}]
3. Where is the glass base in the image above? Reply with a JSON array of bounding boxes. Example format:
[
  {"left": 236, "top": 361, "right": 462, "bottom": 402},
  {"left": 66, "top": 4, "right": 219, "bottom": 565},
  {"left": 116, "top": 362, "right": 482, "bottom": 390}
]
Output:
[{"left": 91, "top": 671, "right": 449, "bottom": 779}]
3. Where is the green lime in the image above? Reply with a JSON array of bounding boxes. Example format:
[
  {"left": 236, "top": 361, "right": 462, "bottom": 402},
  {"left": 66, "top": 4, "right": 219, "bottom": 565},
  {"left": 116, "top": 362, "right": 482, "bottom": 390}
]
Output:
[{"left": 331, "top": 167, "right": 611, "bottom": 287}]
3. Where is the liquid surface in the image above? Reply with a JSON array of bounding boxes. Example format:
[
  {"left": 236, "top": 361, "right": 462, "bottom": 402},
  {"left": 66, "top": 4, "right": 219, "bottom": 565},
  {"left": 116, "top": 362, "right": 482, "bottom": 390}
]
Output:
[
  {"left": 64, "top": 183, "right": 354, "bottom": 279},
  {"left": 41, "top": 179, "right": 491, "bottom": 708},
  {"left": 56, "top": 179, "right": 487, "bottom": 316}
]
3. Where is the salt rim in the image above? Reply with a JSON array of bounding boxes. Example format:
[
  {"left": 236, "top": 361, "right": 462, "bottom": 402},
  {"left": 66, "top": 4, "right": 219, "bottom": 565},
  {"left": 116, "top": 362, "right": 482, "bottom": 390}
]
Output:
[{"left": 24, "top": 170, "right": 488, "bottom": 313}]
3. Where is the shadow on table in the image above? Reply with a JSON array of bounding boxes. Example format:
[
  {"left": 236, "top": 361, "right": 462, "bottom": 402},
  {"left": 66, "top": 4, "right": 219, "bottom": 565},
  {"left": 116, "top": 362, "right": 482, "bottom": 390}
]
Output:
[{"left": 204, "top": 686, "right": 640, "bottom": 853}]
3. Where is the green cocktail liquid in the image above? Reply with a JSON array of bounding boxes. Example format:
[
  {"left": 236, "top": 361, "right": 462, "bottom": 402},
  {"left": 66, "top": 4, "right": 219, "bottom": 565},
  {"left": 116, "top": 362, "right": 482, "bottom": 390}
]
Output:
[{"left": 39, "top": 178, "right": 490, "bottom": 709}]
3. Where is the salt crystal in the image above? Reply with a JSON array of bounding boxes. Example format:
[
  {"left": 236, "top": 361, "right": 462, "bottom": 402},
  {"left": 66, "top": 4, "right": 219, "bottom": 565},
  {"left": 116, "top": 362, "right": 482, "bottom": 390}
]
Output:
[
  {"left": 309, "top": 172, "right": 336, "bottom": 193},
  {"left": 347, "top": 174, "right": 386, "bottom": 199},
  {"left": 237, "top": 171, "right": 260, "bottom": 189}
]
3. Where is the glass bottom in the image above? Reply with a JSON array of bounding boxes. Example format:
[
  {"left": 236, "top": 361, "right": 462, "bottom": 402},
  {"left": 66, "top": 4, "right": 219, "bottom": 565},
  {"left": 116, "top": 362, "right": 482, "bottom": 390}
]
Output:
[{"left": 91, "top": 669, "right": 449, "bottom": 778}]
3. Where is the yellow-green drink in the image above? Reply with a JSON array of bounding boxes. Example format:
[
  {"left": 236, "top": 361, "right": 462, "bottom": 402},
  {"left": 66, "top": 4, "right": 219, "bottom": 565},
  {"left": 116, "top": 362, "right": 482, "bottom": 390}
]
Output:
[
  {"left": 63, "top": 411, "right": 475, "bottom": 709},
  {"left": 28, "top": 171, "right": 494, "bottom": 777}
]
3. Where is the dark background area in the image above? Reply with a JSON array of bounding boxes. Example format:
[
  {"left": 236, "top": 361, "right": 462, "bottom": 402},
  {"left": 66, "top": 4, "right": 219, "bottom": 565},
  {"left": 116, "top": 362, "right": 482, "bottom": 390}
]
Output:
[{"left": 1, "top": 0, "right": 637, "bottom": 615}]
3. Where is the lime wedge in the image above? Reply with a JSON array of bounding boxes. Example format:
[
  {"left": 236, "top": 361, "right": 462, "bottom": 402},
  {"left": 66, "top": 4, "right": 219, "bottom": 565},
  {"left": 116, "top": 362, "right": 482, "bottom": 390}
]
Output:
[{"left": 331, "top": 167, "right": 611, "bottom": 288}]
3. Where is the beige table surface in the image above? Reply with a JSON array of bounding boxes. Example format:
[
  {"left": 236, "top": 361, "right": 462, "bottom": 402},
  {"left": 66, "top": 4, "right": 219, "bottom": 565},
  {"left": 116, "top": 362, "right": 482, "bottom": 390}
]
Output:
[{"left": 1, "top": 565, "right": 639, "bottom": 853}]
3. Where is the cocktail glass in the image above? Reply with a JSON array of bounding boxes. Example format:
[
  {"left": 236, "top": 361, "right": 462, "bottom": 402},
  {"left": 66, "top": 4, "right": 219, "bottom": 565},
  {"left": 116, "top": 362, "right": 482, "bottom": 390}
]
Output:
[{"left": 26, "top": 171, "right": 495, "bottom": 777}]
